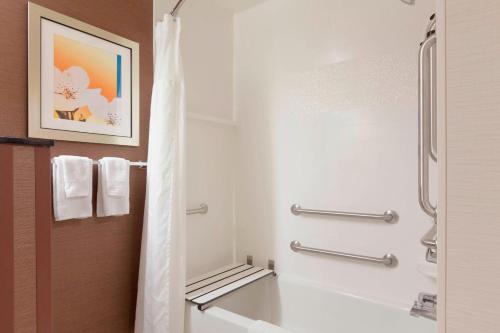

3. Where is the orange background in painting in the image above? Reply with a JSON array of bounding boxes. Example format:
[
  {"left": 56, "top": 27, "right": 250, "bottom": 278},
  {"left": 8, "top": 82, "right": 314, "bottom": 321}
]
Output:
[{"left": 53, "top": 35, "right": 117, "bottom": 102}]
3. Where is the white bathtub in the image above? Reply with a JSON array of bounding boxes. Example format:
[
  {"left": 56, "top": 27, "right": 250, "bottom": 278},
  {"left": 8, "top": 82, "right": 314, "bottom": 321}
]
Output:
[{"left": 185, "top": 274, "right": 436, "bottom": 333}]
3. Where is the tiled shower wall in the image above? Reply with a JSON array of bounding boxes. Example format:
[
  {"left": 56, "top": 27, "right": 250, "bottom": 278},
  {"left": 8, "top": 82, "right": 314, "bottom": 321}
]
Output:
[{"left": 233, "top": 0, "right": 437, "bottom": 308}]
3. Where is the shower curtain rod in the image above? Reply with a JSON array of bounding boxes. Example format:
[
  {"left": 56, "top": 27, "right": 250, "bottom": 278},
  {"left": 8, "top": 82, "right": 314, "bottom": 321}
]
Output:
[{"left": 170, "top": 0, "right": 188, "bottom": 16}]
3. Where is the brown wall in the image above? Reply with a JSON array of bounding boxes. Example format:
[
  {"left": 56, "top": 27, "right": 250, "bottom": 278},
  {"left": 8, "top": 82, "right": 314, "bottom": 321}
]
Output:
[
  {"left": 0, "top": 0, "right": 152, "bottom": 332},
  {"left": 13, "top": 147, "right": 37, "bottom": 332},
  {"left": 0, "top": 146, "right": 15, "bottom": 333}
]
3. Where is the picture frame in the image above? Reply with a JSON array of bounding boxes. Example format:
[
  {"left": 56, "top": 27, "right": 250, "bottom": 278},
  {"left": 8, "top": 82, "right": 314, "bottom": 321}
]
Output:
[{"left": 28, "top": 2, "right": 140, "bottom": 146}]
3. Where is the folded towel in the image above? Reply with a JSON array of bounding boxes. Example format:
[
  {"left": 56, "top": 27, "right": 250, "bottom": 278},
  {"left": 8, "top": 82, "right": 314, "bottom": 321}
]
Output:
[
  {"left": 61, "top": 155, "right": 92, "bottom": 197},
  {"left": 97, "top": 157, "right": 130, "bottom": 217},
  {"left": 102, "top": 157, "right": 129, "bottom": 196},
  {"left": 52, "top": 156, "right": 93, "bottom": 221},
  {"left": 248, "top": 321, "right": 291, "bottom": 333}
]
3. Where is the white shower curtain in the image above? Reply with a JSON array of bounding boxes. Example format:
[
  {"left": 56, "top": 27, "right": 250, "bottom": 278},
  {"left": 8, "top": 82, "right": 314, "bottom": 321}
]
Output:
[{"left": 135, "top": 14, "right": 186, "bottom": 333}]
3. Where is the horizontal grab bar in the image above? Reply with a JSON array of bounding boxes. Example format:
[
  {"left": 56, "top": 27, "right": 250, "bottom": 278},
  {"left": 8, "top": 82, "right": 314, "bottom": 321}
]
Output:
[
  {"left": 290, "top": 241, "right": 398, "bottom": 268},
  {"left": 187, "top": 204, "right": 208, "bottom": 215},
  {"left": 290, "top": 204, "right": 398, "bottom": 223}
]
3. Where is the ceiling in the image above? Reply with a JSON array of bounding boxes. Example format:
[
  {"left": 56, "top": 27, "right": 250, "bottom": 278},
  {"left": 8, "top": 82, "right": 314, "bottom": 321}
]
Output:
[{"left": 213, "top": 0, "right": 270, "bottom": 13}]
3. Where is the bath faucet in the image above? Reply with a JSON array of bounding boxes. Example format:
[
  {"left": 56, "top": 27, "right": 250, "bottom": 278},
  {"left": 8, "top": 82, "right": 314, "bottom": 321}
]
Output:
[{"left": 410, "top": 293, "right": 437, "bottom": 321}]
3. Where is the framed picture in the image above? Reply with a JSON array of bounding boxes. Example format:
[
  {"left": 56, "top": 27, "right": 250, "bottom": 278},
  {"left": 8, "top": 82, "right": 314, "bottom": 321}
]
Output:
[{"left": 28, "top": 2, "right": 140, "bottom": 146}]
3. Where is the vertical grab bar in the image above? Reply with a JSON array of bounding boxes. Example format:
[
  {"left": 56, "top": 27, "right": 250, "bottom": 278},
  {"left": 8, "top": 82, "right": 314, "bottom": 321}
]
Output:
[
  {"left": 425, "top": 14, "right": 437, "bottom": 162},
  {"left": 418, "top": 34, "right": 437, "bottom": 219},
  {"left": 429, "top": 41, "right": 438, "bottom": 162}
]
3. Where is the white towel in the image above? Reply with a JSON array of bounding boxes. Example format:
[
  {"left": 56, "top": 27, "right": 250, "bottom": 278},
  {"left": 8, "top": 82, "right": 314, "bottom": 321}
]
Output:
[
  {"left": 52, "top": 156, "right": 93, "bottom": 221},
  {"left": 97, "top": 157, "right": 130, "bottom": 217},
  {"left": 248, "top": 321, "right": 291, "bottom": 333}
]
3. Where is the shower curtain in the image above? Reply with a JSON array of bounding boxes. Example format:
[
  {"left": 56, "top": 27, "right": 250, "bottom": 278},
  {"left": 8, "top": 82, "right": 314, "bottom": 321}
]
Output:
[{"left": 135, "top": 14, "right": 186, "bottom": 333}]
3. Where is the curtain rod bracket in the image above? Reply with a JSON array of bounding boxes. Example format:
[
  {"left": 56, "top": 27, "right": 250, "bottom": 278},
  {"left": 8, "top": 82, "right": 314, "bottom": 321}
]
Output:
[{"left": 170, "top": 0, "right": 188, "bottom": 17}]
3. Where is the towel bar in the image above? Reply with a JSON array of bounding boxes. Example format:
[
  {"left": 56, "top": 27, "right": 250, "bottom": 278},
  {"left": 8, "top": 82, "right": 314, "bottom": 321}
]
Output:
[
  {"left": 51, "top": 159, "right": 147, "bottom": 168},
  {"left": 91, "top": 160, "right": 147, "bottom": 168}
]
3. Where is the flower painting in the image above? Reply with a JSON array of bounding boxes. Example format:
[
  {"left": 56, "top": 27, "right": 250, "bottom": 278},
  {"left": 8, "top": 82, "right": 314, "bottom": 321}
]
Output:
[
  {"left": 53, "top": 35, "right": 122, "bottom": 126},
  {"left": 28, "top": 3, "right": 139, "bottom": 146}
]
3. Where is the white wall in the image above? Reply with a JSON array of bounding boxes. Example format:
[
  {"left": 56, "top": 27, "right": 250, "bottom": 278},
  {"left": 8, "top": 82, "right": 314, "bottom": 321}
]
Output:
[
  {"left": 181, "top": 1, "right": 237, "bottom": 279},
  {"left": 155, "top": 0, "right": 235, "bottom": 121},
  {"left": 233, "top": 0, "right": 437, "bottom": 308},
  {"left": 186, "top": 120, "right": 235, "bottom": 278},
  {"left": 154, "top": 0, "right": 237, "bottom": 278},
  {"left": 180, "top": 0, "right": 235, "bottom": 120}
]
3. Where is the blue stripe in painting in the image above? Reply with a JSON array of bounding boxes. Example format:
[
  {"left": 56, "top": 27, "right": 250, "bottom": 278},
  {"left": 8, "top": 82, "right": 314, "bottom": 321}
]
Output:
[{"left": 116, "top": 55, "right": 122, "bottom": 98}]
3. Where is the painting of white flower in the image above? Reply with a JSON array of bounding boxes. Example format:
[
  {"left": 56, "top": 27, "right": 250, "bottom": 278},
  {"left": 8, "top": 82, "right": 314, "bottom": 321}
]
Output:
[
  {"left": 35, "top": 14, "right": 136, "bottom": 144},
  {"left": 52, "top": 34, "right": 123, "bottom": 127}
]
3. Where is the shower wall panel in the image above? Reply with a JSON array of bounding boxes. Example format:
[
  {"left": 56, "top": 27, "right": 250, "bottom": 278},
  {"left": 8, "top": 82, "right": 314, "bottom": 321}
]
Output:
[{"left": 233, "top": 0, "right": 437, "bottom": 308}]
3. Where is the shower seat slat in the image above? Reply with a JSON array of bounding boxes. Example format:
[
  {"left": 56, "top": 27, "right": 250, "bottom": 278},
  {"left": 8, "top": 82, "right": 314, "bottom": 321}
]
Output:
[
  {"left": 185, "top": 263, "right": 275, "bottom": 311},
  {"left": 186, "top": 267, "right": 264, "bottom": 300},
  {"left": 186, "top": 263, "right": 246, "bottom": 286},
  {"left": 189, "top": 269, "right": 274, "bottom": 309},
  {"left": 186, "top": 264, "right": 254, "bottom": 293}
]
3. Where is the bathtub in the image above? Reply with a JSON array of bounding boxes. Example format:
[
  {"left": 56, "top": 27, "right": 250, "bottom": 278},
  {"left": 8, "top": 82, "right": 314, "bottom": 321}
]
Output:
[{"left": 185, "top": 274, "right": 436, "bottom": 333}]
